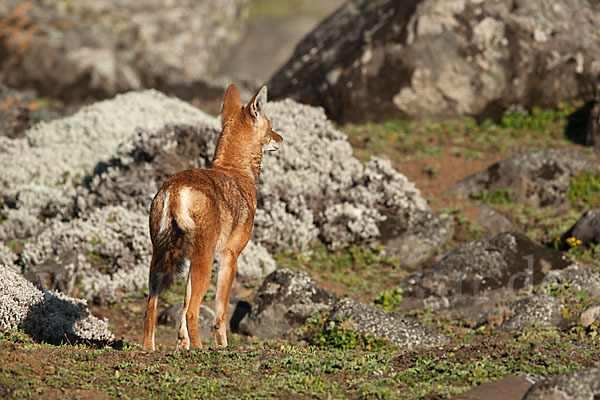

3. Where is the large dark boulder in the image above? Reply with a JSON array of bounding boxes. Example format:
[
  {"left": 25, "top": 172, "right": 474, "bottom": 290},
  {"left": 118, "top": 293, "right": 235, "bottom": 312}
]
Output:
[
  {"left": 379, "top": 209, "right": 454, "bottom": 266},
  {"left": 401, "top": 232, "right": 572, "bottom": 320},
  {"left": 585, "top": 99, "right": 600, "bottom": 153},
  {"left": 0, "top": 0, "right": 248, "bottom": 102},
  {"left": 447, "top": 150, "right": 598, "bottom": 208},
  {"left": 269, "top": 0, "right": 600, "bottom": 124},
  {"left": 238, "top": 269, "right": 337, "bottom": 338},
  {"left": 561, "top": 209, "right": 600, "bottom": 248}
]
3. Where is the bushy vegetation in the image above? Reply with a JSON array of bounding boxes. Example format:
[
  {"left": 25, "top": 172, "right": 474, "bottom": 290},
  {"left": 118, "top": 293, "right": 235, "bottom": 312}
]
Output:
[
  {"left": 568, "top": 170, "right": 600, "bottom": 208},
  {"left": 274, "top": 245, "right": 403, "bottom": 299}
]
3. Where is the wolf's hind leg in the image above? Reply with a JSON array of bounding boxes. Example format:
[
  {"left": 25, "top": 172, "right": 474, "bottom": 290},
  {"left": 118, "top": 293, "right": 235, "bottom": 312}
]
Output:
[{"left": 184, "top": 246, "right": 215, "bottom": 349}]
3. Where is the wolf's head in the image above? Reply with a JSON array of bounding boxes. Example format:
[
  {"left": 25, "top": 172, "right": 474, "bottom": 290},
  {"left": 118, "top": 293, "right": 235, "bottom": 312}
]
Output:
[{"left": 221, "top": 84, "right": 283, "bottom": 152}]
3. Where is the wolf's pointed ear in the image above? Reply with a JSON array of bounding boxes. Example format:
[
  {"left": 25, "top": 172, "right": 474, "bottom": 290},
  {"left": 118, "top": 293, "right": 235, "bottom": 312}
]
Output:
[
  {"left": 221, "top": 84, "right": 243, "bottom": 125},
  {"left": 248, "top": 85, "right": 267, "bottom": 120}
]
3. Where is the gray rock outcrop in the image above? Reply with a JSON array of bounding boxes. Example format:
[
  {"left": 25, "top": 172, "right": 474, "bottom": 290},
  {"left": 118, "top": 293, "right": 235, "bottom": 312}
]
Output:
[
  {"left": 523, "top": 367, "right": 600, "bottom": 400},
  {"left": 549, "top": 264, "right": 600, "bottom": 298},
  {"left": 447, "top": 150, "right": 598, "bottom": 208},
  {"left": 401, "top": 232, "right": 572, "bottom": 320},
  {"left": 476, "top": 205, "right": 513, "bottom": 235},
  {"left": 238, "top": 268, "right": 337, "bottom": 338},
  {"left": 269, "top": 0, "right": 600, "bottom": 123},
  {"left": 0, "top": 0, "right": 248, "bottom": 102},
  {"left": 579, "top": 304, "right": 600, "bottom": 328},
  {"left": 327, "top": 298, "right": 448, "bottom": 348}
]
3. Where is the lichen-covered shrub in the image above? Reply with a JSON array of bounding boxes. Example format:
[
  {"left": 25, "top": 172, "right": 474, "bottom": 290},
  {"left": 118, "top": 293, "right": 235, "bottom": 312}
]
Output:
[
  {"left": 0, "top": 242, "right": 17, "bottom": 269},
  {"left": 0, "top": 90, "right": 213, "bottom": 240},
  {"left": 20, "top": 205, "right": 150, "bottom": 304},
  {"left": 0, "top": 264, "right": 113, "bottom": 344},
  {"left": 258, "top": 100, "right": 428, "bottom": 251}
]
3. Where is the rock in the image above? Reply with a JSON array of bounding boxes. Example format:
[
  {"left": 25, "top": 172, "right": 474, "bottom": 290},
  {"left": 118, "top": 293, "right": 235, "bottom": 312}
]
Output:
[
  {"left": 579, "top": 305, "right": 600, "bottom": 328},
  {"left": 327, "top": 298, "right": 448, "bottom": 348},
  {"left": 0, "top": 0, "right": 249, "bottom": 103},
  {"left": 500, "top": 295, "right": 565, "bottom": 331},
  {"left": 158, "top": 304, "right": 215, "bottom": 340},
  {"left": 561, "top": 210, "right": 600, "bottom": 248},
  {"left": 0, "top": 264, "right": 113, "bottom": 345},
  {"left": 447, "top": 150, "right": 598, "bottom": 208},
  {"left": 548, "top": 263, "right": 600, "bottom": 298},
  {"left": 450, "top": 375, "right": 535, "bottom": 400},
  {"left": 585, "top": 100, "right": 600, "bottom": 153},
  {"left": 269, "top": 0, "right": 600, "bottom": 124},
  {"left": 238, "top": 269, "right": 337, "bottom": 339},
  {"left": 157, "top": 305, "right": 180, "bottom": 327},
  {"left": 379, "top": 209, "right": 454, "bottom": 266},
  {"left": 477, "top": 205, "right": 513, "bottom": 235},
  {"left": 523, "top": 367, "right": 600, "bottom": 400},
  {"left": 401, "top": 232, "right": 572, "bottom": 320},
  {"left": 0, "top": 83, "right": 61, "bottom": 139}
]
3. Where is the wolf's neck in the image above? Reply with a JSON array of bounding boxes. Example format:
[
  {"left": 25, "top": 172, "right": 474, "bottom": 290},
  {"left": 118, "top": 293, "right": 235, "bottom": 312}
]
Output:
[{"left": 211, "top": 133, "right": 263, "bottom": 184}]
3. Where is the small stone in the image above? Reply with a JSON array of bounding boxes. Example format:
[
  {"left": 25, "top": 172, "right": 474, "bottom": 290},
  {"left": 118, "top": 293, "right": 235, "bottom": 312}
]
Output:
[
  {"left": 500, "top": 295, "right": 564, "bottom": 331},
  {"left": 580, "top": 305, "right": 600, "bottom": 328},
  {"left": 327, "top": 298, "right": 448, "bottom": 348}
]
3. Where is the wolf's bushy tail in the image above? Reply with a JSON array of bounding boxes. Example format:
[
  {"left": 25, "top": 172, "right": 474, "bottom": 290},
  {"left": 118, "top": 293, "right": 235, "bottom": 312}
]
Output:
[{"left": 149, "top": 217, "right": 193, "bottom": 295}]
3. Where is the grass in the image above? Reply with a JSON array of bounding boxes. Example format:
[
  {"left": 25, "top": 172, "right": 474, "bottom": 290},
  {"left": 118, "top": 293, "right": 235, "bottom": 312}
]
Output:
[
  {"left": 246, "top": 0, "right": 342, "bottom": 21},
  {"left": 342, "top": 103, "right": 587, "bottom": 163},
  {"left": 274, "top": 245, "right": 405, "bottom": 300},
  {"left": 567, "top": 170, "right": 600, "bottom": 208},
  {"left": 475, "top": 188, "right": 513, "bottom": 205},
  {"left": 1, "top": 305, "right": 598, "bottom": 400}
]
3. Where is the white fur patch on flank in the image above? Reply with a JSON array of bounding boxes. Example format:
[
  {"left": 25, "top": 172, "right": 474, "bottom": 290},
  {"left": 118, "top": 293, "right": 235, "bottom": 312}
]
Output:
[
  {"left": 178, "top": 187, "right": 196, "bottom": 231},
  {"left": 159, "top": 190, "right": 170, "bottom": 234}
]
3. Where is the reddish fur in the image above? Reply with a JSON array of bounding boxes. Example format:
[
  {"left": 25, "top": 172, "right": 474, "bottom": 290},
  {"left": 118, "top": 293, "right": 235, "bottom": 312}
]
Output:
[{"left": 142, "top": 84, "right": 282, "bottom": 351}]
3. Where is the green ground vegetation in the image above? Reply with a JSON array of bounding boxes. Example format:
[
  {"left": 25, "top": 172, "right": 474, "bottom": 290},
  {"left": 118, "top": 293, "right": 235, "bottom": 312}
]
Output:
[{"left": 343, "top": 102, "right": 589, "bottom": 162}]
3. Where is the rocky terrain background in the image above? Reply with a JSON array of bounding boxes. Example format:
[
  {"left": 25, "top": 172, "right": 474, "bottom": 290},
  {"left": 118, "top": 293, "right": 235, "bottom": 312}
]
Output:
[{"left": 1, "top": 0, "right": 600, "bottom": 399}]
